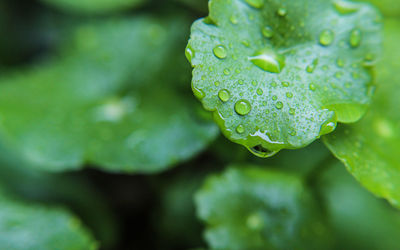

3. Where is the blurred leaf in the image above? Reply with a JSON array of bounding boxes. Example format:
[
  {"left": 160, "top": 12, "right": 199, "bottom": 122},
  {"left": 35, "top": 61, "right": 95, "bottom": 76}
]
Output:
[
  {"left": 41, "top": 0, "right": 146, "bottom": 14},
  {"left": 323, "top": 19, "right": 400, "bottom": 208},
  {"left": 186, "top": 0, "right": 382, "bottom": 157},
  {"left": 0, "top": 15, "right": 218, "bottom": 173},
  {"left": 0, "top": 185, "right": 97, "bottom": 250},
  {"left": 319, "top": 162, "right": 400, "bottom": 249},
  {"left": 0, "top": 142, "right": 118, "bottom": 248},
  {"left": 195, "top": 166, "right": 332, "bottom": 250},
  {"left": 356, "top": 0, "right": 400, "bottom": 17}
]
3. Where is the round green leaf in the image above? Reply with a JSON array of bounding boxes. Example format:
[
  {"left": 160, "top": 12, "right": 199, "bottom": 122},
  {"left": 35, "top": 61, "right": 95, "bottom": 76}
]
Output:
[
  {"left": 41, "top": 0, "right": 146, "bottom": 14},
  {"left": 195, "top": 166, "right": 332, "bottom": 249},
  {"left": 187, "top": 0, "right": 382, "bottom": 157},
  {"left": 323, "top": 20, "right": 400, "bottom": 208},
  {"left": 0, "top": 187, "right": 97, "bottom": 250}
]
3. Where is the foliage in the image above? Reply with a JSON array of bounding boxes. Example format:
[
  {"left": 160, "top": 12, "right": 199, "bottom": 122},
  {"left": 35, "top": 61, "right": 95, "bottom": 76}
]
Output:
[{"left": 0, "top": 0, "right": 399, "bottom": 249}]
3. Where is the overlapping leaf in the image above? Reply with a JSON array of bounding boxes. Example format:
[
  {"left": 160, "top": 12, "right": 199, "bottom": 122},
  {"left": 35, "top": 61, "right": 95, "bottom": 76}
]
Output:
[
  {"left": 0, "top": 186, "right": 97, "bottom": 250},
  {"left": 0, "top": 16, "right": 218, "bottom": 173},
  {"left": 187, "top": 0, "right": 382, "bottom": 157},
  {"left": 41, "top": 0, "right": 146, "bottom": 14},
  {"left": 323, "top": 20, "right": 400, "bottom": 208},
  {"left": 195, "top": 166, "right": 332, "bottom": 249}
]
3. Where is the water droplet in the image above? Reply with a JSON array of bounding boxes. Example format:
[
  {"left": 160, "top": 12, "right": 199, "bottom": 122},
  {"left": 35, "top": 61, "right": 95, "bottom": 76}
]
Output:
[
  {"left": 272, "top": 95, "right": 277, "bottom": 101},
  {"left": 262, "top": 26, "right": 274, "bottom": 38},
  {"left": 245, "top": 0, "right": 263, "bottom": 8},
  {"left": 230, "top": 15, "right": 238, "bottom": 24},
  {"left": 306, "top": 59, "right": 319, "bottom": 73},
  {"left": 236, "top": 125, "right": 245, "bottom": 134},
  {"left": 238, "top": 80, "right": 244, "bottom": 85},
  {"left": 242, "top": 40, "right": 250, "bottom": 47},
  {"left": 248, "top": 144, "right": 279, "bottom": 157},
  {"left": 319, "top": 30, "right": 334, "bottom": 46},
  {"left": 336, "top": 58, "right": 344, "bottom": 67},
  {"left": 286, "top": 92, "right": 293, "bottom": 98},
  {"left": 334, "top": 0, "right": 360, "bottom": 14},
  {"left": 275, "top": 101, "right": 283, "bottom": 109},
  {"left": 282, "top": 81, "right": 289, "bottom": 87},
  {"left": 213, "top": 45, "right": 227, "bottom": 59},
  {"left": 320, "top": 121, "right": 336, "bottom": 135},
  {"left": 249, "top": 48, "right": 285, "bottom": 73},
  {"left": 251, "top": 80, "right": 257, "bottom": 86},
  {"left": 350, "top": 29, "right": 362, "bottom": 48},
  {"left": 289, "top": 108, "right": 295, "bottom": 115},
  {"left": 271, "top": 82, "right": 277, "bottom": 87},
  {"left": 223, "top": 68, "right": 230, "bottom": 75},
  {"left": 185, "top": 45, "right": 194, "bottom": 63},
  {"left": 309, "top": 83, "right": 317, "bottom": 91},
  {"left": 256, "top": 88, "right": 263, "bottom": 95},
  {"left": 214, "top": 81, "right": 220, "bottom": 87},
  {"left": 335, "top": 72, "right": 343, "bottom": 79},
  {"left": 277, "top": 7, "right": 287, "bottom": 16},
  {"left": 235, "top": 100, "right": 252, "bottom": 115},
  {"left": 192, "top": 86, "right": 205, "bottom": 99},
  {"left": 218, "top": 89, "right": 230, "bottom": 102}
]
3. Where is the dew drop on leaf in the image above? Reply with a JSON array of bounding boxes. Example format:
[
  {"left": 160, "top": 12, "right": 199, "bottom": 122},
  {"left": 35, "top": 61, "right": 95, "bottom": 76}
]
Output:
[
  {"left": 333, "top": 0, "right": 360, "bottom": 14},
  {"left": 350, "top": 29, "right": 362, "bottom": 48},
  {"left": 244, "top": 0, "right": 263, "bottom": 9},
  {"left": 193, "top": 86, "right": 205, "bottom": 99},
  {"left": 218, "top": 89, "right": 231, "bottom": 102},
  {"left": 319, "top": 30, "right": 334, "bottom": 46},
  {"left": 235, "top": 100, "right": 252, "bottom": 115},
  {"left": 213, "top": 45, "right": 227, "bottom": 59},
  {"left": 277, "top": 7, "right": 287, "bottom": 17},
  {"left": 185, "top": 46, "right": 194, "bottom": 63},
  {"left": 236, "top": 124, "right": 245, "bottom": 134},
  {"left": 248, "top": 48, "right": 285, "bottom": 73},
  {"left": 262, "top": 26, "right": 274, "bottom": 38},
  {"left": 275, "top": 101, "right": 284, "bottom": 109}
]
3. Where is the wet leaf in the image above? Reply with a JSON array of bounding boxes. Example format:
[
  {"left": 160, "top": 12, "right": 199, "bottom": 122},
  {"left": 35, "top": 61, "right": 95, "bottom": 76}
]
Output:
[{"left": 187, "top": 0, "right": 382, "bottom": 157}]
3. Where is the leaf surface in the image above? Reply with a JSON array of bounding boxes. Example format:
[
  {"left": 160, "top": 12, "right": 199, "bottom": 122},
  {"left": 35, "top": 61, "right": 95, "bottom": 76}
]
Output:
[
  {"left": 187, "top": 0, "right": 382, "bottom": 157},
  {"left": 195, "top": 166, "right": 332, "bottom": 249},
  {"left": 323, "top": 19, "right": 400, "bottom": 207}
]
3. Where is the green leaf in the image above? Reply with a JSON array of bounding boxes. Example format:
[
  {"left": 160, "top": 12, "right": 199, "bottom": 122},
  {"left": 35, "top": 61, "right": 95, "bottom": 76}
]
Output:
[
  {"left": 355, "top": 0, "right": 400, "bottom": 17},
  {"left": 319, "top": 162, "right": 400, "bottom": 249},
  {"left": 323, "top": 19, "right": 400, "bottom": 208},
  {"left": 0, "top": 16, "right": 218, "bottom": 173},
  {"left": 187, "top": 0, "right": 382, "bottom": 157},
  {"left": 0, "top": 186, "right": 97, "bottom": 250},
  {"left": 41, "top": 0, "right": 146, "bottom": 14},
  {"left": 195, "top": 166, "right": 332, "bottom": 249}
]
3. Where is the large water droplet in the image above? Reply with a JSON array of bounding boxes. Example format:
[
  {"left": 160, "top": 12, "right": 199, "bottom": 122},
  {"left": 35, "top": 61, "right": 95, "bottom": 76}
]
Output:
[
  {"left": 275, "top": 101, "right": 283, "bottom": 109},
  {"left": 218, "top": 89, "right": 231, "bottom": 102},
  {"left": 350, "top": 29, "right": 362, "bottom": 48},
  {"left": 319, "top": 121, "right": 337, "bottom": 136},
  {"left": 245, "top": 0, "right": 263, "bottom": 8},
  {"left": 213, "top": 45, "right": 227, "bottom": 59},
  {"left": 334, "top": 0, "right": 360, "bottom": 14},
  {"left": 277, "top": 7, "right": 287, "bottom": 16},
  {"left": 249, "top": 48, "right": 285, "bottom": 73},
  {"left": 248, "top": 145, "right": 279, "bottom": 158},
  {"left": 235, "top": 100, "right": 252, "bottom": 115},
  {"left": 319, "top": 30, "right": 334, "bottom": 46}
]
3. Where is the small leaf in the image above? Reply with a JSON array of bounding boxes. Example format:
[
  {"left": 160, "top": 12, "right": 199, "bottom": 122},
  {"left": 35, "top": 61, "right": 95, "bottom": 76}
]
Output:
[
  {"left": 0, "top": 16, "right": 218, "bottom": 173},
  {"left": 0, "top": 186, "right": 97, "bottom": 250},
  {"left": 187, "top": 0, "right": 382, "bottom": 157},
  {"left": 41, "top": 0, "right": 146, "bottom": 14},
  {"left": 323, "top": 20, "right": 400, "bottom": 208},
  {"left": 195, "top": 166, "right": 332, "bottom": 249}
]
